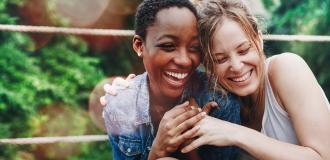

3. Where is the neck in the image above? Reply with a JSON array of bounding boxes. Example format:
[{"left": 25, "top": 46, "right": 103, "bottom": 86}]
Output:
[
  {"left": 149, "top": 89, "right": 179, "bottom": 111},
  {"left": 148, "top": 82, "right": 181, "bottom": 134}
]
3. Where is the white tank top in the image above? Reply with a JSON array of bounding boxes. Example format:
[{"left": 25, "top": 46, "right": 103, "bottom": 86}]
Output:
[
  {"left": 261, "top": 57, "right": 330, "bottom": 144},
  {"left": 261, "top": 57, "right": 298, "bottom": 144}
]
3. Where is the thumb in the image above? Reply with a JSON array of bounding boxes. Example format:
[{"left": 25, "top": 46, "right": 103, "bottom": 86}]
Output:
[{"left": 100, "top": 96, "right": 107, "bottom": 106}]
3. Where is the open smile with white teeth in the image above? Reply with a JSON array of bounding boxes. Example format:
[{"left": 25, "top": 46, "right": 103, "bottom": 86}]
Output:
[
  {"left": 230, "top": 70, "right": 252, "bottom": 82},
  {"left": 165, "top": 71, "right": 189, "bottom": 80}
]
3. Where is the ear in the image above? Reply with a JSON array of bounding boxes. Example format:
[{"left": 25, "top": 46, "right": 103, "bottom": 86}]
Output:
[
  {"left": 258, "top": 31, "right": 264, "bottom": 50},
  {"left": 132, "top": 35, "right": 144, "bottom": 57}
]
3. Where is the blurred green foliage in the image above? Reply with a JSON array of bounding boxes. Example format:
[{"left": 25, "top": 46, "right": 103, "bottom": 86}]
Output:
[
  {"left": 0, "top": 0, "right": 126, "bottom": 159},
  {"left": 263, "top": 0, "right": 330, "bottom": 98}
]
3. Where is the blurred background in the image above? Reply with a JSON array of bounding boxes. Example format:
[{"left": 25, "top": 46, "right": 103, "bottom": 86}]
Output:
[{"left": 0, "top": 0, "right": 329, "bottom": 159}]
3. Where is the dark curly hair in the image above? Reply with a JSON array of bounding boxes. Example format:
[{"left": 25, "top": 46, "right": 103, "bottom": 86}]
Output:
[{"left": 135, "top": 0, "right": 197, "bottom": 40}]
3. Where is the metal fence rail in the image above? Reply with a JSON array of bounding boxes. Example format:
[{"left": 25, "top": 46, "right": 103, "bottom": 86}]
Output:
[
  {"left": 1, "top": 24, "right": 330, "bottom": 42},
  {"left": 0, "top": 135, "right": 108, "bottom": 145}
]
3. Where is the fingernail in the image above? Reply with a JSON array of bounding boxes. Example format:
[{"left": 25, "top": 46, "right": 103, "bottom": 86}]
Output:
[
  {"left": 100, "top": 96, "right": 107, "bottom": 106},
  {"left": 197, "top": 108, "right": 202, "bottom": 112},
  {"left": 108, "top": 88, "right": 117, "bottom": 95},
  {"left": 104, "top": 84, "right": 111, "bottom": 92}
]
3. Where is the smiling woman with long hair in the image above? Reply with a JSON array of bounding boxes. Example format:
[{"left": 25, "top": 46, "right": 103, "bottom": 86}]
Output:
[{"left": 181, "top": 0, "right": 330, "bottom": 159}]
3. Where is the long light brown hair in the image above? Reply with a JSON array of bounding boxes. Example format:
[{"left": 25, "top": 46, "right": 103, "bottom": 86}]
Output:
[{"left": 196, "top": 0, "right": 266, "bottom": 127}]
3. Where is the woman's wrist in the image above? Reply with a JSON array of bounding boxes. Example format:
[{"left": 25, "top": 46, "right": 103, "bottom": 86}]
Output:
[
  {"left": 148, "top": 143, "right": 168, "bottom": 160},
  {"left": 231, "top": 124, "right": 255, "bottom": 148},
  {"left": 224, "top": 122, "right": 247, "bottom": 147}
]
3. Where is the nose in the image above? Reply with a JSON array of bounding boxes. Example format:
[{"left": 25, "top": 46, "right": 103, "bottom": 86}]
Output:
[
  {"left": 230, "top": 56, "right": 243, "bottom": 72},
  {"left": 173, "top": 48, "right": 193, "bottom": 68}
]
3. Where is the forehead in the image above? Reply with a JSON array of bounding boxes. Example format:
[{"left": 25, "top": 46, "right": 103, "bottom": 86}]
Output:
[
  {"left": 212, "top": 18, "right": 249, "bottom": 50},
  {"left": 146, "top": 7, "right": 198, "bottom": 38},
  {"left": 155, "top": 7, "right": 196, "bottom": 24}
]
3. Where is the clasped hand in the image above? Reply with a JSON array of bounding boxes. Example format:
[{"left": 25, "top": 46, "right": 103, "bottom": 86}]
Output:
[{"left": 100, "top": 75, "right": 222, "bottom": 158}]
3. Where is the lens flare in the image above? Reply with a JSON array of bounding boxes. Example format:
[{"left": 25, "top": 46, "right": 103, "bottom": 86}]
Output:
[{"left": 49, "top": 0, "right": 109, "bottom": 27}]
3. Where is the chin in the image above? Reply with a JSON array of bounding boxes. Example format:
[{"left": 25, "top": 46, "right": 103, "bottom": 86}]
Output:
[
  {"left": 163, "top": 88, "right": 185, "bottom": 99},
  {"left": 236, "top": 92, "right": 251, "bottom": 97},
  {"left": 228, "top": 85, "right": 256, "bottom": 97}
]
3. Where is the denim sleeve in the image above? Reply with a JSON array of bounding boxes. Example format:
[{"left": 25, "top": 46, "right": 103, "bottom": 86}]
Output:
[
  {"left": 109, "top": 134, "right": 143, "bottom": 160},
  {"left": 109, "top": 135, "right": 124, "bottom": 160},
  {"left": 103, "top": 94, "right": 143, "bottom": 160}
]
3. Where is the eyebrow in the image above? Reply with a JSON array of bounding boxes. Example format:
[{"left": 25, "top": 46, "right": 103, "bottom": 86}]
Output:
[
  {"left": 157, "top": 35, "right": 178, "bottom": 41},
  {"left": 157, "top": 34, "right": 199, "bottom": 41},
  {"left": 236, "top": 41, "right": 250, "bottom": 49},
  {"left": 214, "top": 40, "right": 250, "bottom": 56}
]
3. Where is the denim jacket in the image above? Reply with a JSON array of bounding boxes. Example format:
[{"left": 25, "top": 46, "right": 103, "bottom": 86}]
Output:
[{"left": 103, "top": 71, "right": 241, "bottom": 160}]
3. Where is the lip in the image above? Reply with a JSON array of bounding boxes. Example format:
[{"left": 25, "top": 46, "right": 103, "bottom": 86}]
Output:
[
  {"left": 163, "top": 69, "right": 191, "bottom": 88},
  {"left": 228, "top": 69, "right": 253, "bottom": 87}
]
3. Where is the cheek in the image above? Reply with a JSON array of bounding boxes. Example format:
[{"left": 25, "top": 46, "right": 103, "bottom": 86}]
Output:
[
  {"left": 214, "top": 65, "right": 227, "bottom": 82},
  {"left": 192, "top": 54, "right": 201, "bottom": 68},
  {"left": 249, "top": 50, "right": 261, "bottom": 63},
  {"left": 251, "top": 53, "right": 262, "bottom": 73}
]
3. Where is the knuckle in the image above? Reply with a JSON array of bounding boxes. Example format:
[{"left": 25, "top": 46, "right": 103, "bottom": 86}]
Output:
[
  {"left": 168, "top": 139, "right": 175, "bottom": 145},
  {"left": 166, "top": 146, "right": 176, "bottom": 152},
  {"left": 165, "top": 147, "right": 171, "bottom": 152},
  {"left": 189, "top": 109, "right": 199, "bottom": 115},
  {"left": 166, "top": 131, "right": 175, "bottom": 137},
  {"left": 164, "top": 123, "right": 172, "bottom": 130},
  {"left": 163, "top": 112, "right": 170, "bottom": 120},
  {"left": 184, "top": 122, "right": 193, "bottom": 129}
]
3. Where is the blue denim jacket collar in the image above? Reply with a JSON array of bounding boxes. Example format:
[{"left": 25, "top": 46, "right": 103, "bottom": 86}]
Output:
[{"left": 134, "top": 72, "right": 150, "bottom": 125}]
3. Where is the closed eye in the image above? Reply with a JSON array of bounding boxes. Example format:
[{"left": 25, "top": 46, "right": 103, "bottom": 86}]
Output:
[
  {"left": 156, "top": 43, "right": 176, "bottom": 52},
  {"left": 216, "top": 57, "right": 228, "bottom": 64},
  {"left": 238, "top": 46, "right": 251, "bottom": 55}
]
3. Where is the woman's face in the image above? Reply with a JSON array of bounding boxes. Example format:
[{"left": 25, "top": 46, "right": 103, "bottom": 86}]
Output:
[
  {"left": 211, "top": 19, "right": 261, "bottom": 96},
  {"left": 134, "top": 7, "right": 200, "bottom": 99}
]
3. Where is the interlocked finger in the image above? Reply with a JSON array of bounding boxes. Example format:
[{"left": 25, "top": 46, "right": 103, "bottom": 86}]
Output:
[
  {"left": 181, "top": 136, "right": 205, "bottom": 153},
  {"left": 181, "top": 125, "right": 201, "bottom": 140},
  {"left": 169, "top": 107, "right": 201, "bottom": 129},
  {"left": 164, "top": 101, "right": 192, "bottom": 119},
  {"left": 173, "top": 111, "right": 206, "bottom": 136},
  {"left": 171, "top": 125, "right": 200, "bottom": 149}
]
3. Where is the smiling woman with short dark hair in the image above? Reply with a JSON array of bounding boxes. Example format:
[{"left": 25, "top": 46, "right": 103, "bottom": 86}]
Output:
[{"left": 102, "top": 0, "right": 241, "bottom": 159}]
